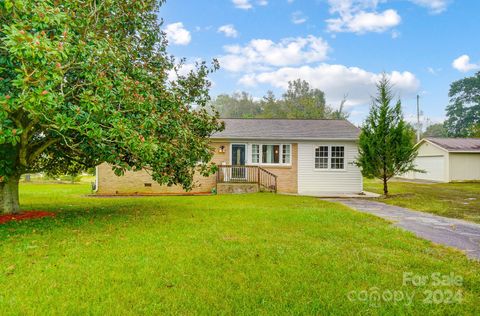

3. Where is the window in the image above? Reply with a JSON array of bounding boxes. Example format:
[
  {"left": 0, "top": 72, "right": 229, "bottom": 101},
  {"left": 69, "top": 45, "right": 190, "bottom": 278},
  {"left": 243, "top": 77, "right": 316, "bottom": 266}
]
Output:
[
  {"left": 315, "top": 146, "right": 329, "bottom": 169},
  {"left": 315, "top": 145, "right": 345, "bottom": 170},
  {"left": 252, "top": 144, "right": 260, "bottom": 163},
  {"left": 262, "top": 145, "right": 280, "bottom": 164},
  {"left": 282, "top": 145, "right": 291, "bottom": 164},
  {"left": 331, "top": 146, "right": 345, "bottom": 169},
  {"left": 250, "top": 143, "right": 291, "bottom": 165}
]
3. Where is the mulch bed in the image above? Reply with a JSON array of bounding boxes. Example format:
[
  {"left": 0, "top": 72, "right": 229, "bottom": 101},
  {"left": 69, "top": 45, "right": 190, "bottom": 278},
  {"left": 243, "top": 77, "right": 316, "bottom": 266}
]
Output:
[{"left": 0, "top": 211, "right": 56, "bottom": 224}]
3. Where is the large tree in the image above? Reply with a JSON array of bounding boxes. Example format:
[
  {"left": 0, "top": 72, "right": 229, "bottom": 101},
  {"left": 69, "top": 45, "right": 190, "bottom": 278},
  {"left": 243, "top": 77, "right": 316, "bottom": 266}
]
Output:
[
  {"left": 445, "top": 72, "right": 480, "bottom": 137},
  {"left": 357, "top": 76, "right": 419, "bottom": 196},
  {"left": 282, "top": 79, "right": 329, "bottom": 119},
  {"left": 259, "top": 90, "right": 285, "bottom": 118},
  {"left": 423, "top": 123, "right": 447, "bottom": 138},
  {"left": 0, "top": 0, "right": 222, "bottom": 214}
]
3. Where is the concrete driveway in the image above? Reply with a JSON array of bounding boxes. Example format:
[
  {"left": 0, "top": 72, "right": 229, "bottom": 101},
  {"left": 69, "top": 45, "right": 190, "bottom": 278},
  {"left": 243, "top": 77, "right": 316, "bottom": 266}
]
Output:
[{"left": 326, "top": 199, "right": 480, "bottom": 260}]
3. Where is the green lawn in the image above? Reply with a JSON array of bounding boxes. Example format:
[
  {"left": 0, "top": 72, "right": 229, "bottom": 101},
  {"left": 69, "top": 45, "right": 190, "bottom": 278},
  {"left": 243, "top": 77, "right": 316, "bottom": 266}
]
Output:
[
  {"left": 0, "top": 184, "right": 479, "bottom": 315},
  {"left": 364, "top": 178, "right": 480, "bottom": 223}
]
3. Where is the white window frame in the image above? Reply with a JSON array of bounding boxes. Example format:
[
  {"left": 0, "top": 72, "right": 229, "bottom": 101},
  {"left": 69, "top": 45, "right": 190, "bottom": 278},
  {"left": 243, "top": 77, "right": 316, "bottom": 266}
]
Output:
[
  {"left": 251, "top": 144, "right": 260, "bottom": 164},
  {"left": 249, "top": 143, "right": 292, "bottom": 166},
  {"left": 330, "top": 146, "right": 346, "bottom": 170},
  {"left": 282, "top": 144, "right": 291, "bottom": 164},
  {"left": 313, "top": 145, "right": 346, "bottom": 171},
  {"left": 314, "top": 145, "right": 329, "bottom": 170}
]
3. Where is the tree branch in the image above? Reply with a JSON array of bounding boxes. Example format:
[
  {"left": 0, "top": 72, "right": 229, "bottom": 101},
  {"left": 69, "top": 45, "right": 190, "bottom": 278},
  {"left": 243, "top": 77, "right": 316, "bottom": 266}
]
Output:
[{"left": 28, "top": 138, "right": 61, "bottom": 164}]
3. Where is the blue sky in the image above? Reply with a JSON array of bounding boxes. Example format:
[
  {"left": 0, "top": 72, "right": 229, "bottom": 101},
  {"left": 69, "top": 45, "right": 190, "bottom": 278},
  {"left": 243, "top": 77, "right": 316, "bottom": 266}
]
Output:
[{"left": 160, "top": 0, "right": 480, "bottom": 125}]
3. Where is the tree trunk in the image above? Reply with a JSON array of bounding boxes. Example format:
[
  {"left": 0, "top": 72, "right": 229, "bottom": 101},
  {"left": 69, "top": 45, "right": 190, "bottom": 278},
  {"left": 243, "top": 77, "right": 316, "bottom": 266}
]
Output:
[
  {"left": 383, "top": 176, "right": 389, "bottom": 196},
  {"left": 0, "top": 182, "right": 4, "bottom": 214},
  {"left": 1, "top": 175, "right": 21, "bottom": 214}
]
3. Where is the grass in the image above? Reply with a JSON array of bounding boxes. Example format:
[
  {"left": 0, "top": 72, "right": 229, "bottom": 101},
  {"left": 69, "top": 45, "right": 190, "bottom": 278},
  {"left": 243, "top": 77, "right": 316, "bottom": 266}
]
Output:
[
  {"left": 364, "top": 178, "right": 480, "bottom": 223},
  {"left": 21, "top": 173, "right": 96, "bottom": 184},
  {"left": 0, "top": 184, "right": 479, "bottom": 315}
]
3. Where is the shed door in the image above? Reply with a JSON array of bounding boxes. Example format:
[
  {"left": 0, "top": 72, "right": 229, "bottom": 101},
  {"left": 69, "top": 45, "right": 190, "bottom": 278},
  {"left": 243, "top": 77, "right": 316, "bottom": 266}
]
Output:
[{"left": 415, "top": 156, "right": 445, "bottom": 181}]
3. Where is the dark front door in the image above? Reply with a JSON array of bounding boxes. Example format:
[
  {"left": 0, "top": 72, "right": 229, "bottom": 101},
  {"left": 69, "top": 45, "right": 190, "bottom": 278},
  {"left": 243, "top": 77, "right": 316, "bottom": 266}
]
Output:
[{"left": 231, "top": 144, "right": 246, "bottom": 179}]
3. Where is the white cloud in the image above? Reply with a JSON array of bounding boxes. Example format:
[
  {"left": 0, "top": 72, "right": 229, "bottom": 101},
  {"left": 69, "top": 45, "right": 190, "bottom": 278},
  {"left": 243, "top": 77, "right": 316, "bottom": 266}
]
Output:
[
  {"left": 327, "top": 0, "right": 382, "bottom": 16},
  {"left": 452, "top": 55, "right": 480, "bottom": 73},
  {"left": 194, "top": 25, "right": 213, "bottom": 32},
  {"left": 232, "top": 0, "right": 252, "bottom": 9},
  {"left": 391, "top": 30, "right": 400, "bottom": 39},
  {"left": 218, "top": 24, "right": 239, "bottom": 38},
  {"left": 324, "top": 0, "right": 450, "bottom": 34},
  {"left": 165, "top": 22, "right": 191, "bottom": 46},
  {"left": 239, "top": 64, "right": 420, "bottom": 106},
  {"left": 219, "top": 35, "right": 330, "bottom": 72},
  {"left": 427, "top": 67, "right": 442, "bottom": 75},
  {"left": 409, "top": 0, "right": 449, "bottom": 14},
  {"left": 232, "top": 0, "right": 268, "bottom": 9},
  {"left": 291, "top": 11, "right": 308, "bottom": 24},
  {"left": 326, "top": 0, "right": 401, "bottom": 34}
]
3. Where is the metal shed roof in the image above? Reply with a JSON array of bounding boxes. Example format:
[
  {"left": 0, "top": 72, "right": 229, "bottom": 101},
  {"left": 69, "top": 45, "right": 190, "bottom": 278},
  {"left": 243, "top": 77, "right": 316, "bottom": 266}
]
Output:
[{"left": 426, "top": 138, "right": 480, "bottom": 152}]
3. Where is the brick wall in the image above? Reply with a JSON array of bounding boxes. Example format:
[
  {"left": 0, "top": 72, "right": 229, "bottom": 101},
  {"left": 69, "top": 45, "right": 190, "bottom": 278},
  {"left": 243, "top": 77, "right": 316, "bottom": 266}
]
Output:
[
  {"left": 259, "top": 144, "right": 298, "bottom": 194},
  {"left": 96, "top": 141, "right": 229, "bottom": 195},
  {"left": 96, "top": 141, "right": 298, "bottom": 195}
]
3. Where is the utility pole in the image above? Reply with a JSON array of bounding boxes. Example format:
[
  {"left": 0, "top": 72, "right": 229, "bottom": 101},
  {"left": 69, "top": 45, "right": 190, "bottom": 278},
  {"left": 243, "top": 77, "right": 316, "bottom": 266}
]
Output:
[{"left": 416, "top": 94, "right": 421, "bottom": 143}]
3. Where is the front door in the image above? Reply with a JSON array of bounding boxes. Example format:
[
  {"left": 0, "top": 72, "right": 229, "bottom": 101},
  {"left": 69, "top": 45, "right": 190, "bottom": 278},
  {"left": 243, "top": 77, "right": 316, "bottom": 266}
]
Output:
[{"left": 231, "top": 144, "right": 246, "bottom": 179}]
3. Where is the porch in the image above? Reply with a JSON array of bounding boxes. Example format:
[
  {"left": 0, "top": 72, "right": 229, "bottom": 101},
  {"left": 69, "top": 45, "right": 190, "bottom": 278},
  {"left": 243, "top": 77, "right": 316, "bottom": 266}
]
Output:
[{"left": 216, "top": 165, "right": 278, "bottom": 194}]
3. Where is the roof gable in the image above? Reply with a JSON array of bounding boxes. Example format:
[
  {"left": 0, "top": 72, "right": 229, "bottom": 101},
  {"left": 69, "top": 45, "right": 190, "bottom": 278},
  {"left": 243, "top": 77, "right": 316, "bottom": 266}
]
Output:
[{"left": 212, "top": 119, "right": 360, "bottom": 140}]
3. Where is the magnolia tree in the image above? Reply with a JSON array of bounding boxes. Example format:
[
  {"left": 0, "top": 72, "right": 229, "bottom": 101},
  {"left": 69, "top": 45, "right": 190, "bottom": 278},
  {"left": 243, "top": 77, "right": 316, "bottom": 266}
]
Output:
[
  {"left": 357, "top": 76, "right": 419, "bottom": 196},
  {"left": 0, "top": 0, "right": 223, "bottom": 214}
]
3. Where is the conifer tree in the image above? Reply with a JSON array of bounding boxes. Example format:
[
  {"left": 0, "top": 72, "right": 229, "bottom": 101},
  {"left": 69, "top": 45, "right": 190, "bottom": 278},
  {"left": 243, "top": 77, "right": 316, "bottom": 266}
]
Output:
[{"left": 357, "top": 76, "right": 419, "bottom": 196}]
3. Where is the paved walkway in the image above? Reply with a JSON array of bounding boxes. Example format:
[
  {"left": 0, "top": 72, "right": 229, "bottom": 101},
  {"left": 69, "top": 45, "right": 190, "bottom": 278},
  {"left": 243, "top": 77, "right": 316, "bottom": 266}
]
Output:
[{"left": 325, "top": 199, "right": 480, "bottom": 260}]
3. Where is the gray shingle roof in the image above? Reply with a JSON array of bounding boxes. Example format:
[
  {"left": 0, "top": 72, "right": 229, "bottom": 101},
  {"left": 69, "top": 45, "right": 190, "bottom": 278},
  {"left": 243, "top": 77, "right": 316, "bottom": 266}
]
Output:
[
  {"left": 212, "top": 119, "right": 360, "bottom": 140},
  {"left": 426, "top": 138, "right": 480, "bottom": 152}
]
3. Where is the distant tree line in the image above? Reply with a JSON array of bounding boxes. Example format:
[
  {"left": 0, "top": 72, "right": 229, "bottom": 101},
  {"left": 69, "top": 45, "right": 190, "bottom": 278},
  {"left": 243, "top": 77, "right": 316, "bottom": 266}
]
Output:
[
  {"left": 423, "top": 123, "right": 448, "bottom": 138},
  {"left": 424, "top": 71, "right": 480, "bottom": 139},
  {"left": 209, "top": 79, "right": 349, "bottom": 120}
]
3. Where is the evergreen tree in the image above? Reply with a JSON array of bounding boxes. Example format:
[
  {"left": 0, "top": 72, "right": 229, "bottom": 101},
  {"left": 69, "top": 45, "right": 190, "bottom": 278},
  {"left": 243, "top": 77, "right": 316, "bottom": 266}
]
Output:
[{"left": 357, "top": 76, "right": 419, "bottom": 196}]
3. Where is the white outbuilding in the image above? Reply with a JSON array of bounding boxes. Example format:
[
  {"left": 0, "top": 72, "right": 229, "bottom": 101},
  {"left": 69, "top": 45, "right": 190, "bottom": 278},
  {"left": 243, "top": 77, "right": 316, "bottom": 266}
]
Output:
[{"left": 403, "top": 138, "right": 480, "bottom": 182}]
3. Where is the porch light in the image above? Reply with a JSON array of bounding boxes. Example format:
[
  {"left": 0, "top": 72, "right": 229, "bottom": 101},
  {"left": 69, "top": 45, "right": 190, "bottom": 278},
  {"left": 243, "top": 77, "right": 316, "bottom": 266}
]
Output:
[{"left": 218, "top": 145, "right": 226, "bottom": 153}]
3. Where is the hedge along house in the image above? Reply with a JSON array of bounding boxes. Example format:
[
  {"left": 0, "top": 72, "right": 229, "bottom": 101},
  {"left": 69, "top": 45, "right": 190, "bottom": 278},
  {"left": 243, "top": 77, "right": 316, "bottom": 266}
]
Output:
[
  {"left": 95, "top": 119, "right": 363, "bottom": 196},
  {"left": 401, "top": 138, "right": 480, "bottom": 182}
]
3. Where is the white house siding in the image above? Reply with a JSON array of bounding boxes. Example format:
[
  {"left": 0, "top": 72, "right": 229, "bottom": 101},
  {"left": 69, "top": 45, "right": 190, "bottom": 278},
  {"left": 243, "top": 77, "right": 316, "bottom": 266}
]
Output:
[
  {"left": 297, "top": 141, "right": 363, "bottom": 195},
  {"left": 449, "top": 153, "right": 480, "bottom": 181}
]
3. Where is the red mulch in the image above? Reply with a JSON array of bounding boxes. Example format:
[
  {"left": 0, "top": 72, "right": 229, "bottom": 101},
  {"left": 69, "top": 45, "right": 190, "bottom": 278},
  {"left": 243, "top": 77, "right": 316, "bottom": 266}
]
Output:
[{"left": 0, "top": 211, "right": 56, "bottom": 224}]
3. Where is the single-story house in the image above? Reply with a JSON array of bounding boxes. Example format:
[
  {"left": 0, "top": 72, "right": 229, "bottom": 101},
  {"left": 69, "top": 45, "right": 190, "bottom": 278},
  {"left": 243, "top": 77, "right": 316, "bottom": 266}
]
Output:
[
  {"left": 96, "top": 119, "right": 363, "bottom": 195},
  {"left": 402, "top": 137, "right": 480, "bottom": 182}
]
